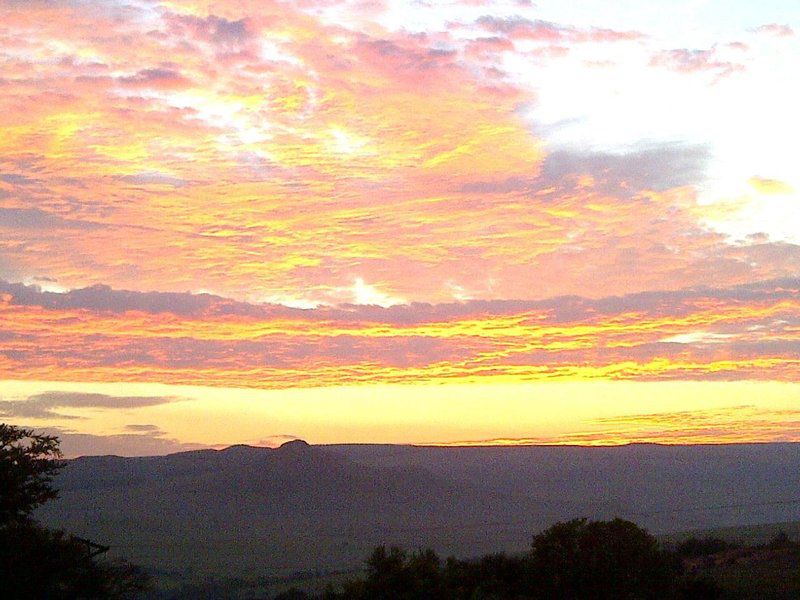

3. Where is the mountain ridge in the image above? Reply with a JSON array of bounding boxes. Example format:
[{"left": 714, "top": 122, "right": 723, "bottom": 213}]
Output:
[{"left": 37, "top": 441, "right": 800, "bottom": 579}]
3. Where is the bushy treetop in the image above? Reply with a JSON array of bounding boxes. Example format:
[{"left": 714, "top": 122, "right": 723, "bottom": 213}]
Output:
[{"left": 0, "top": 423, "right": 64, "bottom": 526}]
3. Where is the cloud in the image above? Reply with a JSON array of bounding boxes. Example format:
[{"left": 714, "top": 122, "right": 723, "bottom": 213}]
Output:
[
  {"left": 749, "top": 176, "right": 794, "bottom": 195},
  {"left": 474, "top": 16, "right": 642, "bottom": 43},
  {"left": 3, "top": 274, "right": 797, "bottom": 319},
  {"left": 433, "top": 405, "right": 800, "bottom": 446},
  {"left": 0, "top": 0, "right": 795, "bottom": 308},
  {"left": 38, "top": 426, "right": 208, "bottom": 458},
  {"left": 117, "top": 172, "right": 188, "bottom": 187},
  {"left": 124, "top": 423, "right": 164, "bottom": 433},
  {"left": 751, "top": 24, "right": 794, "bottom": 37},
  {"left": 0, "top": 392, "right": 179, "bottom": 420},
  {"left": 541, "top": 143, "right": 710, "bottom": 193},
  {"left": 650, "top": 48, "right": 745, "bottom": 80},
  {"left": 0, "top": 208, "right": 101, "bottom": 231},
  {"left": 117, "top": 68, "right": 190, "bottom": 90},
  {"left": 254, "top": 434, "right": 301, "bottom": 447},
  {"left": 458, "top": 142, "right": 709, "bottom": 196},
  {"left": 162, "top": 12, "right": 254, "bottom": 57},
  {"left": 2, "top": 278, "right": 800, "bottom": 388},
  {"left": 0, "top": 173, "right": 35, "bottom": 185},
  {"left": 0, "top": 0, "right": 797, "bottom": 355},
  {"left": 350, "top": 277, "right": 405, "bottom": 307},
  {"left": 185, "top": 14, "right": 250, "bottom": 44},
  {"left": 0, "top": 280, "right": 247, "bottom": 316}
]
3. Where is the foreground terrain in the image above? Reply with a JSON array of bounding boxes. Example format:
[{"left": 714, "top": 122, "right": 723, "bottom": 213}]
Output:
[{"left": 36, "top": 441, "right": 800, "bottom": 584}]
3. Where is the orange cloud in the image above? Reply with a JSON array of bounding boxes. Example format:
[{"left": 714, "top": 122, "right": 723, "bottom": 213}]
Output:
[
  {"left": 1, "top": 0, "right": 798, "bottom": 307},
  {"left": 2, "top": 279, "right": 799, "bottom": 390},
  {"left": 431, "top": 404, "right": 800, "bottom": 446}
]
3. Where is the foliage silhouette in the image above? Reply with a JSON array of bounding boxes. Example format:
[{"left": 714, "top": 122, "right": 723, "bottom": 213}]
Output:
[
  {"left": 528, "top": 517, "right": 677, "bottom": 599},
  {"left": 317, "top": 518, "right": 723, "bottom": 600},
  {"left": 675, "top": 536, "right": 738, "bottom": 559},
  {"left": 0, "top": 520, "right": 150, "bottom": 599},
  {"left": 0, "top": 423, "right": 64, "bottom": 525},
  {"left": 0, "top": 423, "right": 150, "bottom": 599},
  {"left": 337, "top": 546, "right": 445, "bottom": 599},
  {"left": 273, "top": 588, "right": 314, "bottom": 600}
]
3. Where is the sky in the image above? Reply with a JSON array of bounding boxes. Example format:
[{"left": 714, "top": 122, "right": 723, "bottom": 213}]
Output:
[{"left": 1, "top": 0, "right": 799, "bottom": 456}]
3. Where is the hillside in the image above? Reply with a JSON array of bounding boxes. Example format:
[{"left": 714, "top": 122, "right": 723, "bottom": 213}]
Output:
[{"left": 36, "top": 441, "right": 800, "bottom": 579}]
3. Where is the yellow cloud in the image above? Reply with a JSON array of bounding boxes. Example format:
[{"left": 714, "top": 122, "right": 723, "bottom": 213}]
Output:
[{"left": 749, "top": 176, "right": 794, "bottom": 195}]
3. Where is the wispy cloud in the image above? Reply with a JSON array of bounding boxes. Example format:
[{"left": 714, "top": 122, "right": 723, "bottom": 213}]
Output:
[
  {"left": 0, "top": 391, "right": 180, "bottom": 419},
  {"left": 38, "top": 425, "right": 208, "bottom": 458},
  {"left": 474, "top": 15, "right": 643, "bottom": 43},
  {"left": 431, "top": 405, "right": 800, "bottom": 446},
  {"left": 751, "top": 24, "right": 794, "bottom": 37},
  {"left": 650, "top": 47, "right": 745, "bottom": 80}
]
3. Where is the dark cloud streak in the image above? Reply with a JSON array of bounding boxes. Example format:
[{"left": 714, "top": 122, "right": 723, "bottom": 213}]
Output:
[{"left": 0, "top": 391, "right": 180, "bottom": 419}]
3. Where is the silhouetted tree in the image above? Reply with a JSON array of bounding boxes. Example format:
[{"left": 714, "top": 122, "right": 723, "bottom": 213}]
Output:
[
  {"left": 529, "top": 518, "right": 677, "bottom": 600},
  {"left": 676, "top": 577, "right": 724, "bottom": 600},
  {"left": 675, "top": 536, "right": 737, "bottom": 558},
  {"left": 334, "top": 546, "right": 445, "bottom": 599},
  {"left": 315, "top": 519, "right": 728, "bottom": 599},
  {"left": 0, "top": 521, "right": 150, "bottom": 598},
  {"left": 768, "top": 530, "right": 791, "bottom": 547},
  {"left": 360, "top": 546, "right": 442, "bottom": 599},
  {"left": 442, "top": 552, "right": 528, "bottom": 599},
  {"left": 0, "top": 423, "right": 150, "bottom": 599},
  {"left": 0, "top": 423, "right": 64, "bottom": 525},
  {"left": 274, "top": 588, "right": 313, "bottom": 600}
]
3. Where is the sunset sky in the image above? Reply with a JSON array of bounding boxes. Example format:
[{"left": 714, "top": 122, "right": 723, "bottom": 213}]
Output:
[{"left": 1, "top": 0, "right": 799, "bottom": 456}]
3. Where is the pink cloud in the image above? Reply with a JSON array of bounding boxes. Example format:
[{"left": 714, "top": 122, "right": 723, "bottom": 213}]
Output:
[
  {"left": 1, "top": 278, "right": 800, "bottom": 388},
  {"left": 650, "top": 48, "right": 745, "bottom": 80},
  {"left": 475, "top": 15, "right": 643, "bottom": 43},
  {"left": 752, "top": 23, "right": 794, "bottom": 37},
  {"left": 117, "top": 68, "right": 191, "bottom": 90}
]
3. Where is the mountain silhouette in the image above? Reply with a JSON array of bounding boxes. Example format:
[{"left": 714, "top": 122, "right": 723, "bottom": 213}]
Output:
[{"left": 36, "top": 442, "right": 800, "bottom": 578}]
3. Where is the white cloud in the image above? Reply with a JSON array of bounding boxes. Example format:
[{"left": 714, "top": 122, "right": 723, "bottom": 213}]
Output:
[{"left": 352, "top": 277, "right": 405, "bottom": 307}]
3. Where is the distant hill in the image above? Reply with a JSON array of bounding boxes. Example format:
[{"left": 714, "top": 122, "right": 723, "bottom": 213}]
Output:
[{"left": 36, "top": 442, "right": 800, "bottom": 579}]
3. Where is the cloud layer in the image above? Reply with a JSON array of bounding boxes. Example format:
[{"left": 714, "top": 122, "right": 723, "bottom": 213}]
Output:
[
  {"left": 1, "top": 1, "right": 799, "bottom": 448},
  {"left": 0, "top": 0, "right": 798, "bottom": 305},
  {"left": 436, "top": 404, "right": 800, "bottom": 446},
  {"left": 38, "top": 425, "right": 208, "bottom": 457},
  {"left": 2, "top": 278, "right": 799, "bottom": 389}
]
